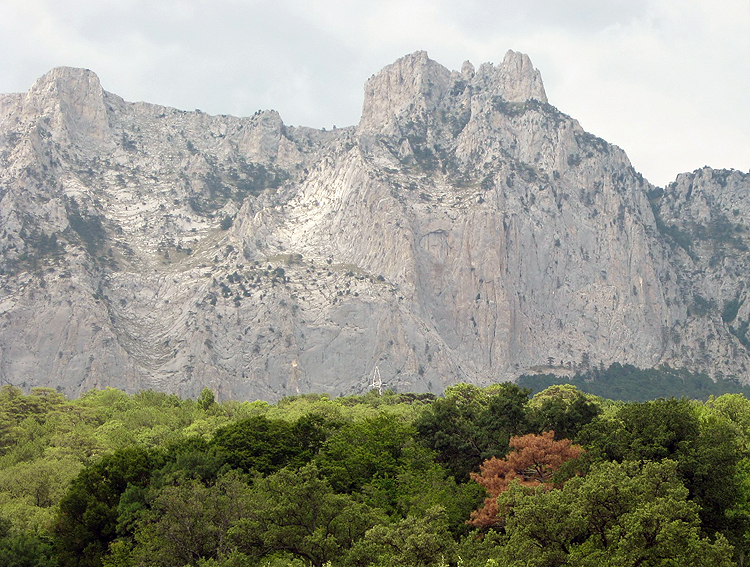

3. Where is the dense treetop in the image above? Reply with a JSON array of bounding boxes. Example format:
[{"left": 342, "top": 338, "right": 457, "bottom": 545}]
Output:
[{"left": 1, "top": 381, "right": 749, "bottom": 566}]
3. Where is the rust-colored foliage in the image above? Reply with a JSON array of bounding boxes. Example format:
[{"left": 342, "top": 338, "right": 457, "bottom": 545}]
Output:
[{"left": 468, "top": 430, "right": 583, "bottom": 528}]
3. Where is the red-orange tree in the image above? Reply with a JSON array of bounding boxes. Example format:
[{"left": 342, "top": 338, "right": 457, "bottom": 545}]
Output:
[{"left": 468, "top": 430, "right": 583, "bottom": 528}]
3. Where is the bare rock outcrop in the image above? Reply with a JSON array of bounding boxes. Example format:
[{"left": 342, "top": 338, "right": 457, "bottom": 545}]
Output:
[{"left": 0, "top": 53, "right": 748, "bottom": 400}]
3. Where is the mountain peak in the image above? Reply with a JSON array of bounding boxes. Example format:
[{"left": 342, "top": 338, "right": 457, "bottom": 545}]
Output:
[
  {"left": 29, "top": 66, "right": 104, "bottom": 98},
  {"left": 25, "top": 66, "right": 112, "bottom": 149},
  {"left": 498, "top": 49, "right": 547, "bottom": 103},
  {"left": 358, "top": 50, "right": 547, "bottom": 135},
  {"left": 358, "top": 51, "right": 452, "bottom": 134},
  {"left": 470, "top": 50, "right": 547, "bottom": 104}
]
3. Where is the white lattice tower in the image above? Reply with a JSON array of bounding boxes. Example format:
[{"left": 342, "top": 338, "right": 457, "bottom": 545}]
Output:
[{"left": 369, "top": 365, "right": 383, "bottom": 395}]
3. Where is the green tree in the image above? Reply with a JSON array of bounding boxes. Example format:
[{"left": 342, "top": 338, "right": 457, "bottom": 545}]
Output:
[
  {"left": 0, "top": 457, "right": 81, "bottom": 508},
  {"left": 315, "top": 415, "right": 413, "bottom": 493},
  {"left": 197, "top": 388, "right": 216, "bottom": 411},
  {"left": 230, "top": 463, "right": 381, "bottom": 567},
  {"left": 211, "top": 415, "right": 303, "bottom": 475},
  {"left": 577, "top": 398, "right": 747, "bottom": 543},
  {"left": 358, "top": 443, "right": 485, "bottom": 536},
  {"left": 53, "top": 446, "right": 162, "bottom": 567},
  {"left": 220, "top": 215, "right": 233, "bottom": 231},
  {"left": 0, "top": 527, "right": 58, "bottom": 567},
  {"left": 527, "top": 385, "right": 601, "bottom": 440},
  {"left": 344, "top": 506, "right": 456, "bottom": 567},
  {"left": 129, "top": 470, "right": 251, "bottom": 567},
  {"left": 152, "top": 436, "right": 229, "bottom": 486},
  {"left": 414, "top": 383, "right": 531, "bottom": 482},
  {"left": 497, "top": 460, "right": 734, "bottom": 567}
]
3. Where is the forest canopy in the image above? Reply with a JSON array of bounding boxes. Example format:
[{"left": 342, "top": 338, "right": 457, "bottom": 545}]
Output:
[
  {"left": 0, "top": 381, "right": 748, "bottom": 566},
  {"left": 518, "top": 362, "right": 750, "bottom": 401}
]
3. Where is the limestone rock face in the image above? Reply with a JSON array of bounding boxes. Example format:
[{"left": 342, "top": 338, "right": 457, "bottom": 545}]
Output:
[
  {"left": 0, "top": 52, "right": 748, "bottom": 401},
  {"left": 654, "top": 168, "right": 750, "bottom": 376}
]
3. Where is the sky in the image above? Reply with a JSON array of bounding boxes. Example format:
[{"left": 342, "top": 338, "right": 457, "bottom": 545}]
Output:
[{"left": 1, "top": 0, "right": 748, "bottom": 187}]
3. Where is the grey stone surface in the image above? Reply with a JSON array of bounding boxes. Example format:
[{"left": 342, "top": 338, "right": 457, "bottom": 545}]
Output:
[{"left": 0, "top": 52, "right": 748, "bottom": 401}]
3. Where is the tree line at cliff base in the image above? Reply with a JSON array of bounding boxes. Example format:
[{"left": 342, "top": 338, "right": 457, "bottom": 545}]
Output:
[{"left": 1, "top": 370, "right": 750, "bottom": 566}]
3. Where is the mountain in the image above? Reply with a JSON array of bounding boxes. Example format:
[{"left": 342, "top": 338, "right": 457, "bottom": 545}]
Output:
[{"left": 1, "top": 51, "right": 748, "bottom": 401}]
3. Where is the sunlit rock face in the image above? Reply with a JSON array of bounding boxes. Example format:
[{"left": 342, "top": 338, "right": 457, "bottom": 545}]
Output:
[{"left": 1, "top": 52, "right": 748, "bottom": 401}]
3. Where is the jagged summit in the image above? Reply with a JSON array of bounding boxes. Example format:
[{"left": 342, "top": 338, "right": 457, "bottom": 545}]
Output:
[
  {"left": 359, "top": 51, "right": 451, "bottom": 134},
  {"left": 492, "top": 50, "right": 547, "bottom": 103},
  {"left": 1, "top": 53, "right": 749, "bottom": 401},
  {"left": 358, "top": 50, "right": 547, "bottom": 135}
]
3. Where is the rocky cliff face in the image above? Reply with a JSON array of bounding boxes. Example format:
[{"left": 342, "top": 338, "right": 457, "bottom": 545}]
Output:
[{"left": 1, "top": 52, "right": 748, "bottom": 400}]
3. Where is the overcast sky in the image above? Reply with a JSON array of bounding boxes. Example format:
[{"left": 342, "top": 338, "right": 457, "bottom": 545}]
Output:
[{"left": 1, "top": 0, "right": 748, "bottom": 187}]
